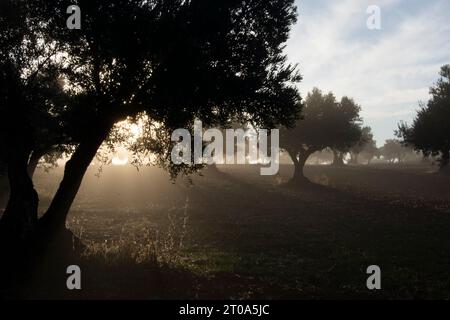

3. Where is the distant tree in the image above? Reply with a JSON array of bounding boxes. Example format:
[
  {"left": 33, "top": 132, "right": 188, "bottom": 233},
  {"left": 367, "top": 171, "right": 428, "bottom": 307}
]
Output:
[
  {"left": 331, "top": 97, "right": 363, "bottom": 166},
  {"left": 360, "top": 141, "right": 379, "bottom": 165},
  {"left": 398, "top": 65, "right": 450, "bottom": 172},
  {"left": 3, "top": 0, "right": 302, "bottom": 247},
  {"left": 308, "top": 148, "right": 334, "bottom": 165},
  {"left": 380, "top": 139, "right": 410, "bottom": 163},
  {"left": 280, "top": 88, "right": 363, "bottom": 182},
  {"left": 349, "top": 126, "right": 377, "bottom": 164}
]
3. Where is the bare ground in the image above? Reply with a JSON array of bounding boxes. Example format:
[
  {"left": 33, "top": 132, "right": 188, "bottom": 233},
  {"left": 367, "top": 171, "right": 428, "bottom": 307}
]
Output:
[{"left": 1, "top": 163, "right": 450, "bottom": 299}]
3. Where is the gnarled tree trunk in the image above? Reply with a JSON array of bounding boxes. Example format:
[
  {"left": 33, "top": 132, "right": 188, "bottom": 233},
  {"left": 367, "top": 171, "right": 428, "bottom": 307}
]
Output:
[
  {"left": 0, "top": 146, "right": 38, "bottom": 245},
  {"left": 288, "top": 149, "right": 313, "bottom": 183}
]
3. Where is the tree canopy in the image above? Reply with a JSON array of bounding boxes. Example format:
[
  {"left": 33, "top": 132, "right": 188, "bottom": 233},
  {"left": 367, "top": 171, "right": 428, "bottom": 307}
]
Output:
[
  {"left": 349, "top": 126, "right": 377, "bottom": 164},
  {"left": 380, "top": 139, "right": 411, "bottom": 163},
  {"left": 280, "top": 88, "right": 363, "bottom": 181},
  {"left": 398, "top": 65, "right": 450, "bottom": 171}
]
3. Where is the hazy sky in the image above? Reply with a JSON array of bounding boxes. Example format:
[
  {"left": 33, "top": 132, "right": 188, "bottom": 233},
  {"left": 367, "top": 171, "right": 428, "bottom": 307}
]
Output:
[{"left": 285, "top": 0, "right": 450, "bottom": 145}]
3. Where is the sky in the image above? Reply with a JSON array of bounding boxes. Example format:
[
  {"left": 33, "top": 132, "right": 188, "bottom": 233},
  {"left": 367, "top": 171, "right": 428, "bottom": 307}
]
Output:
[{"left": 285, "top": 0, "right": 450, "bottom": 146}]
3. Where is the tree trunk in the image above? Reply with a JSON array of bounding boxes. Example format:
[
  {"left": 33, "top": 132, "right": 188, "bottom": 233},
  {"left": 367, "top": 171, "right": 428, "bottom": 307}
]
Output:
[
  {"left": 0, "top": 147, "right": 38, "bottom": 243},
  {"left": 0, "top": 149, "right": 39, "bottom": 294},
  {"left": 288, "top": 150, "right": 312, "bottom": 183},
  {"left": 439, "top": 148, "right": 450, "bottom": 173},
  {"left": 348, "top": 152, "right": 358, "bottom": 165},
  {"left": 39, "top": 126, "right": 111, "bottom": 239},
  {"left": 27, "top": 150, "right": 42, "bottom": 179},
  {"left": 332, "top": 150, "right": 345, "bottom": 166}
]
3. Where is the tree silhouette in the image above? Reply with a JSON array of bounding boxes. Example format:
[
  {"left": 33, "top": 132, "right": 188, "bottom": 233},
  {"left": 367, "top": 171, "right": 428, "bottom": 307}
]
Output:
[
  {"left": 280, "top": 88, "right": 362, "bottom": 182},
  {"left": 330, "top": 97, "right": 363, "bottom": 166},
  {"left": 398, "top": 65, "right": 450, "bottom": 172},
  {"left": 380, "top": 139, "right": 411, "bottom": 163},
  {"left": 0, "top": 0, "right": 73, "bottom": 243},
  {"left": 349, "top": 126, "right": 376, "bottom": 164},
  {"left": 360, "top": 141, "right": 379, "bottom": 165},
  {"left": 2, "top": 0, "right": 302, "bottom": 247}
]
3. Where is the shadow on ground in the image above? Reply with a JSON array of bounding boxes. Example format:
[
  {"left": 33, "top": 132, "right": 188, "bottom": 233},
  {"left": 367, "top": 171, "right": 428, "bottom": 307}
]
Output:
[{"left": 1, "top": 163, "right": 450, "bottom": 299}]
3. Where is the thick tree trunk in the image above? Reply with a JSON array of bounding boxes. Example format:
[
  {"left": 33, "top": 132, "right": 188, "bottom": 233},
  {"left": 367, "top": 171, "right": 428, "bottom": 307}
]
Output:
[
  {"left": 0, "top": 148, "right": 38, "bottom": 243},
  {"left": 39, "top": 128, "right": 110, "bottom": 236},
  {"left": 332, "top": 150, "right": 345, "bottom": 166},
  {"left": 0, "top": 150, "right": 39, "bottom": 294},
  {"left": 288, "top": 150, "right": 312, "bottom": 183},
  {"left": 0, "top": 86, "right": 39, "bottom": 245}
]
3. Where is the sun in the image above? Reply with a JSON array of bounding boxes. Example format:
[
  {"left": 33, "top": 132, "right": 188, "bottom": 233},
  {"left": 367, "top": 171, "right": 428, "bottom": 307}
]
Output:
[
  {"left": 111, "top": 147, "right": 129, "bottom": 166},
  {"left": 111, "top": 155, "right": 129, "bottom": 166},
  {"left": 109, "top": 116, "right": 147, "bottom": 166}
]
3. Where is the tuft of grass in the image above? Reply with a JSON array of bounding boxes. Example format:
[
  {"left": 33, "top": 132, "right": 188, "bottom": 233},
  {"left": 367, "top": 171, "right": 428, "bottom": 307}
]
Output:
[{"left": 76, "top": 196, "right": 191, "bottom": 268}]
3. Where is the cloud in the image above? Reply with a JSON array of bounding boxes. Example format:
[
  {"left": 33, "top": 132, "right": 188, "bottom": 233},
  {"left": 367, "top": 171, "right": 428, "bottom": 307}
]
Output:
[{"left": 286, "top": 0, "right": 450, "bottom": 143}]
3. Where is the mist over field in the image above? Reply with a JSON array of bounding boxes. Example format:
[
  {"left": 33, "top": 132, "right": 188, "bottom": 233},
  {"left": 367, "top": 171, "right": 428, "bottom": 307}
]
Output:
[{"left": 2, "top": 159, "right": 450, "bottom": 299}]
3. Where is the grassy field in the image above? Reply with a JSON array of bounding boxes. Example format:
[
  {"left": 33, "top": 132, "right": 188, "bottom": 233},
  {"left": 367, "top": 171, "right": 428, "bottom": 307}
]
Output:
[{"left": 1, "top": 163, "right": 450, "bottom": 299}]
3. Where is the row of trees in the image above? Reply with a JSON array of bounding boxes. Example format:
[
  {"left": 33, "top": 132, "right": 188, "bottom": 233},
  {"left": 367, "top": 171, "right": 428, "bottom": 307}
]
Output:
[
  {"left": 307, "top": 139, "right": 417, "bottom": 166},
  {"left": 280, "top": 63, "right": 450, "bottom": 182}
]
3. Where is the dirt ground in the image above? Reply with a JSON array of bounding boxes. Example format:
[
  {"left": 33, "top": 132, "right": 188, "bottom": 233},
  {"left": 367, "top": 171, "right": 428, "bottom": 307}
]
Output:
[{"left": 1, "top": 163, "right": 450, "bottom": 299}]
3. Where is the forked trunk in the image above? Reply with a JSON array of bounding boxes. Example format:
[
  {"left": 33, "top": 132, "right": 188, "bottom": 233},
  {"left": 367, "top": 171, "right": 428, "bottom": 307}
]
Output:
[{"left": 289, "top": 150, "right": 312, "bottom": 183}]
